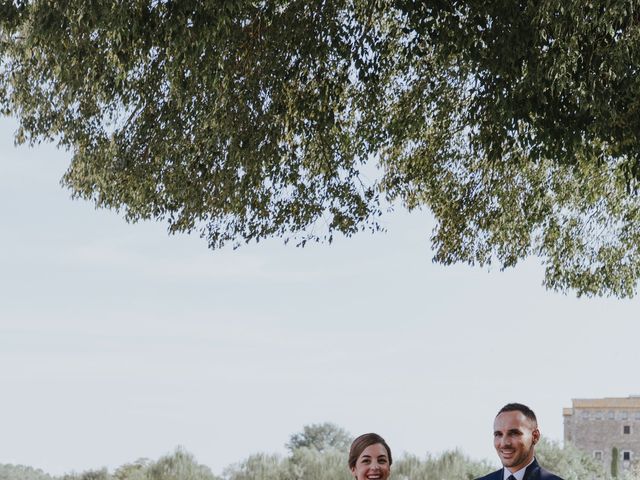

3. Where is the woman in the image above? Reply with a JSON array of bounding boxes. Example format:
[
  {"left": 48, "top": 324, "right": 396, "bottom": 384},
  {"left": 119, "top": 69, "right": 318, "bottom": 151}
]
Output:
[{"left": 348, "top": 433, "right": 392, "bottom": 480}]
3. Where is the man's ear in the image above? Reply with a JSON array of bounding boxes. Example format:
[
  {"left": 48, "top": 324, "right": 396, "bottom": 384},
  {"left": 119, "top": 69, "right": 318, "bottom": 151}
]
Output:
[{"left": 532, "top": 428, "right": 541, "bottom": 445}]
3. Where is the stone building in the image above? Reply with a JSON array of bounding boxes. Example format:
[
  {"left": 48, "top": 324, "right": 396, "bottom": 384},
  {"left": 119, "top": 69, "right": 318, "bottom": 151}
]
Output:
[{"left": 564, "top": 396, "right": 640, "bottom": 472}]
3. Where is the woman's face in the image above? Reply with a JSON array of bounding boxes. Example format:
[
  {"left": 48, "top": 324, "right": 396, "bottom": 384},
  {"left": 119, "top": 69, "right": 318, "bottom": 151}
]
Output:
[{"left": 350, "top": 443, "right": 391, "bottom": 480}]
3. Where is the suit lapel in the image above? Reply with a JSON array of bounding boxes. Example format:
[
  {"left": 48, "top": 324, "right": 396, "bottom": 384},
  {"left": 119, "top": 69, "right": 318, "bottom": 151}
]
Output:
[{"left": 522, "top": 458, "right": 540, "bottom": 480}]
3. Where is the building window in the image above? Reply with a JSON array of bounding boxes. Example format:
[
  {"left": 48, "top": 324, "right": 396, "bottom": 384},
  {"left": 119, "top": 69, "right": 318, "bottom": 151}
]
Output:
[
  {"left": 581, "top": 411, "right": 590, "bottom": 420},
  {"left": 621, "top": 411, "right": 629, "bottom": 420},
  {"left": 609, "top": 411, "right": 615, "bottom": 420},
  {"left": 623, "top": 451, "right": 631, "bottom": 461},
  {"left": 624, "top": 425, "right": 631, "bottom": 434},
  {"left": 594, "top": 451, "right": 603, "bottom": 461},
  {"left": 635, "top": 411, "right": 640, "bottom": 420},
  {"left": 595, "top": 411, "right": 603, "bottom": 420}
]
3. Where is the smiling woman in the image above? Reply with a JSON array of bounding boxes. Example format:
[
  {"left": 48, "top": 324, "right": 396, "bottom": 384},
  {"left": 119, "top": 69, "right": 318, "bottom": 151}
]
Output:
[{"left": 348, "top": 433, "right": 392, "bottom": 480}]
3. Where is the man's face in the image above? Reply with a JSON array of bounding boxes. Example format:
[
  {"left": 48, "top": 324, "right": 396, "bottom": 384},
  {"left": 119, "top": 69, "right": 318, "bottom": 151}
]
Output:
[{"left": 493, "top": 410, "right": 540, "bottom": 473}]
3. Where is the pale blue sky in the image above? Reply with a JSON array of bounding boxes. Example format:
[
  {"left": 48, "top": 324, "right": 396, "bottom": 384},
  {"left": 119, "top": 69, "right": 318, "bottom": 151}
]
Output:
[{"left": 1, "top": 116, "right": 639, "bottom": 476}]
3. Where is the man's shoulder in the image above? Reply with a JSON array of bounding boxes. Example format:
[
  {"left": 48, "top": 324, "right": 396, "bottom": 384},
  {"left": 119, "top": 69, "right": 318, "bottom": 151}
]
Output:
[
  {"left": 474, "top": 468, "right": 503, "bottom": 480},
  {"left": 537, "top": 466, "right": 564, "bottom": 480},
  {"left": 473, "top": 465, "right": 564, "bottom": 480},
  {"left": 526, "top": 458, "right": 564, "bottom": 480}
]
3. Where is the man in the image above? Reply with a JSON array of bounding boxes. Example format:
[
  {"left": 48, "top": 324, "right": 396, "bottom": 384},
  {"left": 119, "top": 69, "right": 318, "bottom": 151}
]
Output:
[{"left": 476, "top": 403, "right": 564, "bottom": 480}]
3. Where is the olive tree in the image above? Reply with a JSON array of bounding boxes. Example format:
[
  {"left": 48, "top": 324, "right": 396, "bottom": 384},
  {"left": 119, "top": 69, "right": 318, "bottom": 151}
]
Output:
[{"left": 3, "top": 1, "right": 640, "bottom": 296}]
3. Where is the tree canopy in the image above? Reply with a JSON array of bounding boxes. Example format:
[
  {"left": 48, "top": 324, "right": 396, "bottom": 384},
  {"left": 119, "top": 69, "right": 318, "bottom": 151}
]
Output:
[
  {"left": 2, "top": 1, "right": 640, "bottom": 296},
  {"left": 285, "top": 422, "right": 352, "bottom": 453},
  {"left": 536, "top": 439, "right": 606, "bottom": 480}
]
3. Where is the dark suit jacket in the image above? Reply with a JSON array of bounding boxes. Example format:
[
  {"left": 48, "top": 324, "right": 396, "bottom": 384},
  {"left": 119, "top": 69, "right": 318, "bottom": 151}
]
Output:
[{"left": 475, "top": 458, "right": 564, "bottom": 480}]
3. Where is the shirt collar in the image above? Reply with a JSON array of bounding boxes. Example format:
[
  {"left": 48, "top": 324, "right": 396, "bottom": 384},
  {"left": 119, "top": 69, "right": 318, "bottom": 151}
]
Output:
[{"left": 502, "top": 457, "right": 535, "bottom": 480}]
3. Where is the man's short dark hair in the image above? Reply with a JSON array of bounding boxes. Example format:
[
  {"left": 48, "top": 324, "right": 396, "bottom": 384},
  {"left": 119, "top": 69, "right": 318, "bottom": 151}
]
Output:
[{"left": 497, "top": 403, "right": 538, "bottom": 425}]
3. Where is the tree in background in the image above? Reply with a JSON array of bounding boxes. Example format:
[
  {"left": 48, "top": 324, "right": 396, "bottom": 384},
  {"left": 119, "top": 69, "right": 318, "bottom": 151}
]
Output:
[
  {"left": 612, "top": 446, "right": 620, "bottom": 478},
  {"left": 55, "top": 450, "right": 220, "bottom": 480},
  {"left": 392, "top": 450, "right": 492, "bottom": 480},
  {"left": 286, "top": 422, "right": 353, "bottom": 453},
  {"left": 622, "top": 457, "right": 640, "bottom": 480},
  {"left": 145, "top": 449, "right": 219, "bottom": 480},
  {"left": 286, "top": 446, "right": 350, "bottom": 480},
  {"left": 60, "top": 469, "right": 110, "bottom": 480},
  {"left": 535, "top": 439, "right": 606, "bottom": 480},
  {"left": 113, "top": 459, "right": 148, "bottom": 480},
  {"left": 222, "top": 423, "right": 353, "bottom": 480},
  {"left": 222, "top": 454, "right": 284, "bottom": 480},
  {"left": 2, "top": 1, "right": 640, "bottom": 296},
  {"left": 0, "top": 464, "right": 54, "bottom": 480}
]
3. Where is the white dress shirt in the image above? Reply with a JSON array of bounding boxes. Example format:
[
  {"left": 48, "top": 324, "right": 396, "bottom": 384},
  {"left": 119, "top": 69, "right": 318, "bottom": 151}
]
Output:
[{"left": 502, "top": 457, "right": 535, "bottom": 480}]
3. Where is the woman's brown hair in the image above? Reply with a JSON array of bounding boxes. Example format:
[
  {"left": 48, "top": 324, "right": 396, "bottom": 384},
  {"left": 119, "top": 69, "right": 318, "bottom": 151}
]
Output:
[{"left": 348, "top": 432, "right": 392, "bottom": 469}]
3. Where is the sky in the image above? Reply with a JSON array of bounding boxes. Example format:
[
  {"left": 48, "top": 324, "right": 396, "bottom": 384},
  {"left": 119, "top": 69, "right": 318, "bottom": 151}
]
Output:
[{"left": 1, "top": 115, "right": 639, "bottom": 477}]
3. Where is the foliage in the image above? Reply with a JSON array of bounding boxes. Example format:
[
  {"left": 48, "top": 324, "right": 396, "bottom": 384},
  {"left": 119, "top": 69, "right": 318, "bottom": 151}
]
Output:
[
  {"left": 223, "top": 441, "right": 493, "bottom": 480},
  {"left": 622, "top": 458, "right": 640, "bottom": 480},
  {"left": 613, "top": 447, "right": 620, "bottom": 478},
  {"left": 392, "top": 450, "right": 492, "bottom": 480},
  {"left": 113, "top": 459, "right": 148, "bottom": 480},
  {"left": 0, "top": 464, "right": 55, "bottom": 480},
  {"left": 3, "top": 1, "right": 640, "bottom": 296},
  {"left": 535, "top": 438, "right": 605, "bottom": 480},
  {"left": 287, "top": 446, "right": 350, "bottom": 480},
  {"left": 384, "top": 1, "right": 640, "bottom": 298},
  {"left": 286, "top": 422, "right": 353, "bottom": 453},
  {"left": 59, "top": 469, "right": 111, "bottom": 480},
  {"left": 145, "top": 448, "right": 219, "bottom": 480},
  {"left": 222, "top": 454, "right": 286, "bottom": 480},
  {"left": 0, "top": 0, "right": 384, "bottom": 249},
  {"left": 60, "top": 450, "right": 220, "bottom": 480},
  {"left": 223, "top": 423, "right": 353, "bottom": 480}
]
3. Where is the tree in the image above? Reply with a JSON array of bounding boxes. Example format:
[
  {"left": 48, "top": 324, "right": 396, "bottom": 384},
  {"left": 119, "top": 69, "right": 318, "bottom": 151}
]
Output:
[
  {"left": 385, "top": 1, "right": 640, "bottom": 298},
  {"left": 113, "top": 459, "right": 149, "bottom": 480},
  {"left": 222, "top": 454, "right": 285, "bottom": 480},
  {"left": 622, "top": 457, "right": 640, "bottom": 480},
  {"left": 2, "top": 1, "right": 640, "bottom": 296},
  {"left": 286, "top": 422, "right": 352, "bottom": 453},
  {"left": 393, "top": 450, "right": 492, "bottom": 480},
  {"left": 0, "top": 464, "right": 54, "bottom": 480},
  {"left": 286, "top": 447, "right": 350, "bottom": 480},
  {"left": 145, "top": 448, "right": 220, "bottom": 480},
  {"left": 60, "top": 469, "right": 112, "bottom": 480},
  {"left": 613, "top": 446, "right": 620, "bottom": 478},
  {"left": 534, "top": 439, "right": 605, "bottom": 480}
]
